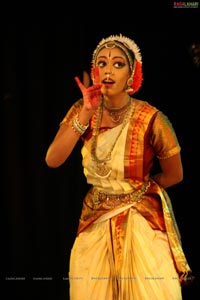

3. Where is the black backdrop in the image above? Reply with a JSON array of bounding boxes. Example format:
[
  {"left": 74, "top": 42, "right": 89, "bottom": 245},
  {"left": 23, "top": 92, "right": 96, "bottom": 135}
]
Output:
[{"left": 2, "top": 12, "right": 200, "bottom": 300}]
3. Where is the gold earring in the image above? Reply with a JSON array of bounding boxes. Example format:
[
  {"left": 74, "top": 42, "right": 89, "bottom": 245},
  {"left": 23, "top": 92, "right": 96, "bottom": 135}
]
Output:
[{"left": 125, "top": 77, "right": 134, "bottom": 93}]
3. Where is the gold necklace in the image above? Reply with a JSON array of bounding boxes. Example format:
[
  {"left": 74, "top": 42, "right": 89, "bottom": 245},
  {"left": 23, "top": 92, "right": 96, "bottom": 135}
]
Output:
[
  {"left": 103, "top": 97, "right": 131, "bottom": 123},
  {"left": 91, "top": 98, "right": 134, "bottom": 178}
]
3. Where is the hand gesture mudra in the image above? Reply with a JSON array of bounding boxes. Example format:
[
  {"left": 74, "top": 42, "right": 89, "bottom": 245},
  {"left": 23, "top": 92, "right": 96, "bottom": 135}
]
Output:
[{"left": 74, "top": 67, "right": 102, "bottom": 111}]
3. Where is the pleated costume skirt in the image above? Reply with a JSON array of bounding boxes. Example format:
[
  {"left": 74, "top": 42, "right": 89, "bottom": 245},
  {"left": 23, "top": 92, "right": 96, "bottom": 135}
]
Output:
[{"left": 69, "top": 207, "right": 182, "bottom": 300}]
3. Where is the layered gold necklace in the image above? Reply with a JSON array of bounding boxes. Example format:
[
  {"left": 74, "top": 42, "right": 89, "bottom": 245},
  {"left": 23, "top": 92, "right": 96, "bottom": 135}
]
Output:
[
  {"left": 91, "top": 97, "right": 134, "bottom": 178},
  {"left": 103, "top": 98, "right": 131, "bottom": 124}
]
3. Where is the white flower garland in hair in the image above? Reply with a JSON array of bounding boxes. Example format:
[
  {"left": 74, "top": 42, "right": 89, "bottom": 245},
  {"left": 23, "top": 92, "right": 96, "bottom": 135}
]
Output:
[{"left": 92, "top": 33, "right": 142, "bottom": 64}]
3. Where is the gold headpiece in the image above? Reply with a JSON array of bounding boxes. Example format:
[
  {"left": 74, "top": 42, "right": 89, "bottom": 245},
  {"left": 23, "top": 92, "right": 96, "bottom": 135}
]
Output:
[{"left": 92, "top": 33, "right": 142, "bottom": 69}]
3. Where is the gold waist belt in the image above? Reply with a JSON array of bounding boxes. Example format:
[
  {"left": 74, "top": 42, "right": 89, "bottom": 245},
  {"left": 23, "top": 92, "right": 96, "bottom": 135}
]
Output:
[{"left": 92, "top": 181, "right": 150, "bottom": 208}]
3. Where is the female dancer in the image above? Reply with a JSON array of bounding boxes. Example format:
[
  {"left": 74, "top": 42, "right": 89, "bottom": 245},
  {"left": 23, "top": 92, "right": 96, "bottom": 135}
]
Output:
[{"left": 45, "top": 34, "right": 193, "bottom": 300}]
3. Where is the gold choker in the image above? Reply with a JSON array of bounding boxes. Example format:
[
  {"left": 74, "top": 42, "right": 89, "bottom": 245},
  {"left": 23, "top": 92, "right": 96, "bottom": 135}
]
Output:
[{"left": 103, "top": 98, "right": 131, "bottom": 123}]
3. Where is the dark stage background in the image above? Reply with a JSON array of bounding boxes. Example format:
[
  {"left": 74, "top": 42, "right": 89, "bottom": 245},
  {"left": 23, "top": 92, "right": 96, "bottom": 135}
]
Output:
[{"left": 2, "top": 17, "right": 200, "bottom": 300}]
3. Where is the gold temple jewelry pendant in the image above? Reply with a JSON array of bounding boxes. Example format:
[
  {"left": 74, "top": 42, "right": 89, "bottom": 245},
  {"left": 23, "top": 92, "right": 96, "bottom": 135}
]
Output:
[
  {"left": 95, "top": 162, "right": 112, "bottom": 178},
  {"left": 110, "top": 112, "right": 121, "bottom": 123}
]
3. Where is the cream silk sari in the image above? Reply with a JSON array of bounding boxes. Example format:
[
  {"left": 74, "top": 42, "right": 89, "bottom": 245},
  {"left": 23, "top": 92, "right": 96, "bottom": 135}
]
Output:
[{"left": 65, "top": 99, "right": 192, "bottom": 300}]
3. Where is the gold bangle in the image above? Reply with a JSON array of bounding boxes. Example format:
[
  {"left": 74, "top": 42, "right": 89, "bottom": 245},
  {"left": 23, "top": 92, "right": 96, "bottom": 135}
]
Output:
[{"left": 72, "top": 114, "right": 89, "bottom": 135}]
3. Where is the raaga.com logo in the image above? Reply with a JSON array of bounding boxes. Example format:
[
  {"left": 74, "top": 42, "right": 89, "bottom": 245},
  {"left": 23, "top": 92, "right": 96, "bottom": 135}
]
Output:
[{"left": 173, "top": 1, "right": 199, "bottom": 8}]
